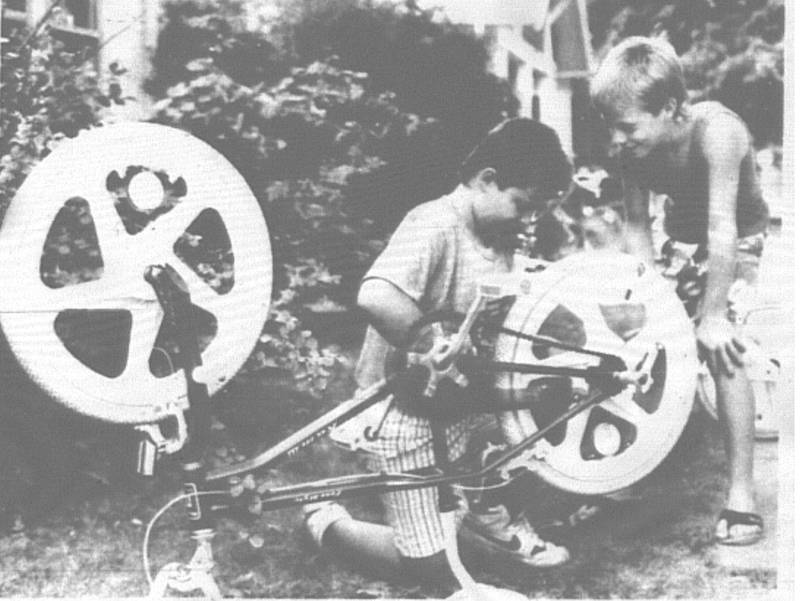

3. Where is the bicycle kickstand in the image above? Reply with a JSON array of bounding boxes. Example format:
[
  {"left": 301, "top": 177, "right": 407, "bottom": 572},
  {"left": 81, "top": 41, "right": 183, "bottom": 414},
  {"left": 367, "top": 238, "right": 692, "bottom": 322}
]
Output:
[{"left": 149, "top": 529, "right": 222, "bottom": 600}]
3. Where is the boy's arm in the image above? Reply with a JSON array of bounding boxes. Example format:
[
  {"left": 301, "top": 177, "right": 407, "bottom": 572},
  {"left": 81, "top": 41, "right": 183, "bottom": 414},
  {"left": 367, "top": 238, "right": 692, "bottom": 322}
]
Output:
[
  {"left": 356, "top": 213, "right": 443, "bottom": 348},
  {"left": 695, "top": 116, "right": 749, "bottom": 376},
  {"left": 621, "top": 178, "right": 656, "bottom": 264},
  {"left": 357, "top": 278, "right": 423, "bottom": 348}
]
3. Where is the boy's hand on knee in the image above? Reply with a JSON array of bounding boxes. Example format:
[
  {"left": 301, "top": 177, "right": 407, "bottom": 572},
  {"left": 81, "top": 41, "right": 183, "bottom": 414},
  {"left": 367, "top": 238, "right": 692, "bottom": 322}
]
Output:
[{"left": 696, "top": 316, "right": 747, "bottom": 377}]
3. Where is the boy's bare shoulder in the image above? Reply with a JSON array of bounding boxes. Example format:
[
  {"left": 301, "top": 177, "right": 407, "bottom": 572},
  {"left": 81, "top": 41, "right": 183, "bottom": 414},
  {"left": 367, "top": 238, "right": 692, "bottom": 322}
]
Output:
[
  {"left": 689, "top": 101, "right": 750, "bottom": 148},
  {"left": 689, "top": 100, "right": 749, "bottom": 136}
]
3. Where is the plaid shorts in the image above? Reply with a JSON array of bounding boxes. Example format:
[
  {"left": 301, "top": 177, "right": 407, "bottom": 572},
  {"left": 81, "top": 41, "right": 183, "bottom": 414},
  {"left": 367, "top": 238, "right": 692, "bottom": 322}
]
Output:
[
  {"left": 349, "top": 401, "right": 496, "bottom": 558},
  {"left": 364, "top": 442, "right": 470, "bottom": 558}
]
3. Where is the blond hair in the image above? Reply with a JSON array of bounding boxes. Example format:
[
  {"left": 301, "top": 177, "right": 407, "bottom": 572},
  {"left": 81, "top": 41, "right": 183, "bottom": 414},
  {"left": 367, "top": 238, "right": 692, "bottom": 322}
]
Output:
[{"left": 590, "top": 36, "right": 686, "bottom": 115}]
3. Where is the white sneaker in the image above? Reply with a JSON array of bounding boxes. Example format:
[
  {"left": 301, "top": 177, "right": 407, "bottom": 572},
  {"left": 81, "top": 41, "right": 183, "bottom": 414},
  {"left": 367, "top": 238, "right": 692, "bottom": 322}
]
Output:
[{"left": 459, "top": 505, "right": 569, "bottom": 568}]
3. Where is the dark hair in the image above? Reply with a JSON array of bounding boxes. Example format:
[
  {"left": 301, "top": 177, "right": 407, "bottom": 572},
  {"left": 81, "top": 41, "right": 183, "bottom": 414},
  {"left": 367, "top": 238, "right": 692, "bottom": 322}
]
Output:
[{"left": 459, "top": 118, "right": 572, "bottom": 199}]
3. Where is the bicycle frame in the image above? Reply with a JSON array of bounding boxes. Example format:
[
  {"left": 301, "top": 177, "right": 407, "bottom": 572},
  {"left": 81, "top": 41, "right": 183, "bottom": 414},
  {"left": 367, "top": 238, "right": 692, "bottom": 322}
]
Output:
[
  {"left": 203, "top": 380, "right": 614, "bottom": 516},
  {"left": 201, "top": 279, "right": 644, "bottom": 516},
  {"left": 146, "top": 342, "right": 627, "bottom": 599},
  {"left": 143, "top": 258, "right": 656, "bottom": 598}
]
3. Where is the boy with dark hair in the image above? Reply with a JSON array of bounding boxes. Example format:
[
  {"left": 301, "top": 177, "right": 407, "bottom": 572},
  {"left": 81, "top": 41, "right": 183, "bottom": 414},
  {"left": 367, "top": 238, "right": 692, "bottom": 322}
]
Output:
[
  {"left": 591, "top": 36, "right": 770, "bottom": 545},
  {"left": 304, "top": 118, "right": 573, "bottom": 592}
]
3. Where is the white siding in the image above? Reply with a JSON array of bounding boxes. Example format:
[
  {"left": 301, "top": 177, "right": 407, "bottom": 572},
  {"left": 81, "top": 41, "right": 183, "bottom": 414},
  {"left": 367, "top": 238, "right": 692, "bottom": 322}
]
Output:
[{"left": 97, "top": 0, "right": 161, "bottom": 120}]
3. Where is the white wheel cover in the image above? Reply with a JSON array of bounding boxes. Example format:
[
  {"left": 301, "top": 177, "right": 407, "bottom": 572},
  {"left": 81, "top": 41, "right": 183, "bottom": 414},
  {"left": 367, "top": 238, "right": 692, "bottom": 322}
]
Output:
[
  {"left": 495, "top": 250, "right": 697, "bottom": 494},
  {"left": 0, "top": 123, "right": 272, "bottom": 423},
  {"left": 697, "top": 305, "right": 789, "bottom": 440}
]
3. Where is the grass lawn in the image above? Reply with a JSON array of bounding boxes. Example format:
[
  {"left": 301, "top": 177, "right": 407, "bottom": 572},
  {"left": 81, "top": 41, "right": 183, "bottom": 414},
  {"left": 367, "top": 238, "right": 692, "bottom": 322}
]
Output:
[{"left": 0, "top": 357, "right": 779, "bottom": 598}]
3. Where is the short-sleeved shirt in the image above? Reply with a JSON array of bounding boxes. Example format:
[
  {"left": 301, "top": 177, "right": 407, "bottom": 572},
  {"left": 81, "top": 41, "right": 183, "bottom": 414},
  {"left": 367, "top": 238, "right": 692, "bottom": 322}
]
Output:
[{"left": 352, "top": 187, "right": 514, "bottom": 458}]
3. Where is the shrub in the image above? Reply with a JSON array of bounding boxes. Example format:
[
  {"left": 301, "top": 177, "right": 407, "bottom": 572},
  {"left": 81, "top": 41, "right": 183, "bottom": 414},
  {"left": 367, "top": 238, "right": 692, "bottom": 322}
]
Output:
[
  {"left": 0, "top": 28, "right": 119, "bottom": 219},
  {"left": 146, "top": 0, "right": 290, "bottom": 96},
  {"left": 153, "top": 55, "right": 445, "bottom": 392},
  {"left": 149, "top": 1, "right": 516, "bottom": 394}
]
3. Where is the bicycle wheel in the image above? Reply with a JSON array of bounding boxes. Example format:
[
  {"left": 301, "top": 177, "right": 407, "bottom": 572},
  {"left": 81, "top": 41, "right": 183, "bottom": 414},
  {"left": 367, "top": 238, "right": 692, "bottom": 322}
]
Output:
[
  {"left": 0, "top": 123, "right": 273, "bottom": 424},
  {"left": 494, "top": 250, "right": 698, "bottom": 495}
]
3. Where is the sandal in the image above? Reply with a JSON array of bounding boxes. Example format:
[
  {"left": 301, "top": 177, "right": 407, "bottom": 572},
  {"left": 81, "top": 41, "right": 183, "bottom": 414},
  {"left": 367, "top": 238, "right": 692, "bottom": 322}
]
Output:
[{"left": 714, "top": 509, "right": 764, "bottom": 546}]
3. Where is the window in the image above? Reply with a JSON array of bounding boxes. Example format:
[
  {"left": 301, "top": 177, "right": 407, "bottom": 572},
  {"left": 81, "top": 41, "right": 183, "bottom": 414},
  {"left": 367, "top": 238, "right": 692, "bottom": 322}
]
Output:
[
  {"left": 63, "top": 0, "right": 97, "bottom": 31},
  {"left": 508, "top": 55, "right": 522, "bottom": 88},
  {"left": 3, "top": 0, "right": 28, "bottom": 23},
  {"left": 49, "top": 0, "right": 99, "bottom": 53},
  {"left": 2, "top": 0, "right": 28, "bottom": 38},
  {"left": 2, "top": 1, "right": 99, "bottom": 50},
  {"left": 531, "top": 95, "right": 541, "bottom": 122}
]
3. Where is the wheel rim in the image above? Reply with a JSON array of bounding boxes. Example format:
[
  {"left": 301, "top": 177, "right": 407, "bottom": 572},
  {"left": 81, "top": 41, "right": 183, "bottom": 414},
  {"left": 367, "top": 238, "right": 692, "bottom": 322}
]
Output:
[
  {"left": 495, "top": 251, "right": 697, "bottom": 495},
  {"left": 0, "top": 123, "right": 272, "bottom": 423}
]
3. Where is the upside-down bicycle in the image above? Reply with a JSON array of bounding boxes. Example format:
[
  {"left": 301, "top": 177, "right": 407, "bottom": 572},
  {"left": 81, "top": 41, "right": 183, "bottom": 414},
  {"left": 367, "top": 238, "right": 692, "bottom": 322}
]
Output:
[{"left": 0, "top": 124, "right": 784, "bottom": 599}]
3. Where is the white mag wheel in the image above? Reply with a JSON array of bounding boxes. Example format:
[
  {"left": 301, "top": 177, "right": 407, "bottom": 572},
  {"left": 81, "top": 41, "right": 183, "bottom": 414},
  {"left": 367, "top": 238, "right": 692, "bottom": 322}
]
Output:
[
  {"left": 0, "top": 123, "right": 272, "bottom": 424},
  {"left": 494, "top": 250, "right": 698, "bottom": 495},
  {"left": 696, "top": 305, "right": 790, "bottom": 441}
]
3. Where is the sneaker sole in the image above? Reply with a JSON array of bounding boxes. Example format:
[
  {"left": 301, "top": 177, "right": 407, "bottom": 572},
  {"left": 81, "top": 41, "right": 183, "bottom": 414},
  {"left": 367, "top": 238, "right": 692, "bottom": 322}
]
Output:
[{"left": 458, "top": 521, "right": 569, "bottom": 568}]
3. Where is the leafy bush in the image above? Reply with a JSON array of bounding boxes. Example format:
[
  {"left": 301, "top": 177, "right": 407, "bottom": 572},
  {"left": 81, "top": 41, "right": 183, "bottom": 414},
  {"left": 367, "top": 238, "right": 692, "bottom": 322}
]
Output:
[
  {"left": 1, "top": 26, "right": 131, "bottom": 290},
  {"left": 146, "top": 0, "right": 289, "bottom": 96},
  {"left": 151, "top": 0, "right": 516, "bottom": 221},
  {"left": 286, "top": 0, "right": 517, "bottom": 158},
  {"left": 150, "top": 0, "right": 517, "bottom": 394},
  {"left": 589, "top": 0, "right": 784, "bottom": 146},
  {"left": 0, "top": 29, "right": 120, "bottom": 219},
  {"left": 153, "top": 55, "right": 443, "bottom": 392}
]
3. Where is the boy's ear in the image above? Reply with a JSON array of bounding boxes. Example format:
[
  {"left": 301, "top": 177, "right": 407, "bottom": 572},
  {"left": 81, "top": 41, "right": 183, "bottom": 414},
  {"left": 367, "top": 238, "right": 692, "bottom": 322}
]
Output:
[{"left": 475, "top": 167, "right": 498, "bottom": 190}]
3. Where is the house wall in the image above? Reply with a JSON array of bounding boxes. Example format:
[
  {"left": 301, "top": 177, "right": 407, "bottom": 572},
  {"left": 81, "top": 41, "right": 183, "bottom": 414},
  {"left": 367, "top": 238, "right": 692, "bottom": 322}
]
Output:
[
  {"left": 10, "top": 1, "right": 161, "bottom": 120},
  {"left": 537, "top": 76, "right": 575, "bottom": 157},
  {"left": 96, "top": 0, "right": 161, "bottom": 120},
  {"left": 410, "top": 0, "right": 594, "bottom": 158},
  {"left": 485, "top": 27, "right": 576, "bottom": 157}
]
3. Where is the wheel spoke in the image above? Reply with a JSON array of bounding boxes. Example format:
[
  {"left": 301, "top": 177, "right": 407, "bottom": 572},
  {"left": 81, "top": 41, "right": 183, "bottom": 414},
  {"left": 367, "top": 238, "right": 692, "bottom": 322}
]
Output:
[
  {"left": 120, "top": 304, "right": 165, "bottom": 385},
  {"left": 83, "top": 187, "right": 129, "bottom": 270},
  {"left": 38, "top": 279, "right": 153, "bottom": 312},
  {"left": 169, "top": 259, "right": 222, "bottom": 309},
  {"left": 559, "top": 408, "right": 590, "bottom": 456},
  {"left": 146, "top": 201, "right": 209, "bottom": 253}
]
